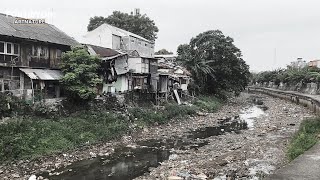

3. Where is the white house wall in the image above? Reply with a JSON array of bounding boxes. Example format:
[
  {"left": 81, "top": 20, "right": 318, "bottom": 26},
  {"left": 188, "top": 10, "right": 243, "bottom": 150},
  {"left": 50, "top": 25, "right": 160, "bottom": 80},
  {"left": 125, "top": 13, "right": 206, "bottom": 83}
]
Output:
[
  {"left": 80, "top": 24, "right": 154, "bottom": 57},
  {"left": 80, "top": 24, "right": 113, "bottom": 48},
  {"left": 127, "top": 36, "right": 154, "bottom": 57},
  {"left": 103, "top": 75, "right": 128, "bottom": 93},
  {"left": 128, "top": 57, "right": 142, "bottom": 73}
]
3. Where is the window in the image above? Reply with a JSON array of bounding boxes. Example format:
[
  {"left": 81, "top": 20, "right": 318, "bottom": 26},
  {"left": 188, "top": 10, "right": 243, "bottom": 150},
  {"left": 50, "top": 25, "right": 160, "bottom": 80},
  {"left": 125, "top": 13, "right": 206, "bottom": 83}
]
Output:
[
  {"left": 56, "top": 49, "right": 62, "bottom": 58},
  {"left": 6, "top": 43, "right": 12, "bottom": 54},
  {"left": 181, "top": 79, "right": 187, "bottom": 84},
  {"left": 0, "top": 42, "right": 4, "bottom": 53},
  {"left": 0, "top": 42, "right": 20, "bottom": 55},
  {"left": 13, "top": 44, "right": 19, "bottom": 55},
  {"left": 32, "top": 45, "right": 38, "bottom": 56},
  {"left": 40, "top": 46, "right": 49, "bottom": 58}
]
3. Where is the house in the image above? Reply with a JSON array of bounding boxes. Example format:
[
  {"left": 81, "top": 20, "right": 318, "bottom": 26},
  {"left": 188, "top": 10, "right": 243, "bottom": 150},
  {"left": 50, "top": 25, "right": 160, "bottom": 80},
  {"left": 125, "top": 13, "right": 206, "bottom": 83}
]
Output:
[
  {"left": 85, "top": 44, "right": 129, "bottom": 93},
  {"left": 0, "top": 13, "right": 78, "bottom": 100},
  {"left": 80, "top": 23, "right": 155, "bottom": 58},
  {"left": 158, "top": 63, "right": 191, "bottom": 93},
  {"left": 154, "top": 54, "right": 177, "bottom": 64},
  {"left": 85, "top": 44, "right": 158, "bottom": 94},
  {"left": 125, "top": 50, "right": 158, "bottom": 92}
]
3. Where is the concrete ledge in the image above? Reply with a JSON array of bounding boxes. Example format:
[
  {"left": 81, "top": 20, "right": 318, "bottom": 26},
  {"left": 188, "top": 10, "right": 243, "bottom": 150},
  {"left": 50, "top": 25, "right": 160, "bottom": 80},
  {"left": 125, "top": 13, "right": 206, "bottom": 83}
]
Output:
[
  {"left": 248, "top": 87, "right": 320, "bottom": 115},
  {"left": 265, "top": 143, "right": 320, "bottom": 180}
]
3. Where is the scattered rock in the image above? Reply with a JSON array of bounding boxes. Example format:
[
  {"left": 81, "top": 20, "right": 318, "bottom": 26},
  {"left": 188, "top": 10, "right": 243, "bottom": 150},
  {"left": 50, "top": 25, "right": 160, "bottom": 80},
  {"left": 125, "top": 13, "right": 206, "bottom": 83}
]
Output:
[
  {"left": 28, "top": 175, "right": 36, "bottom": 180},
  {"left": 196, "top": 173, "right": 208, "bottom": 179},
  {"left": 168, "top": 176, "right": 183, "bottom": 180},
  {"left": 89, "top": 152, "right": 96, "bottom": 158},
  {"left": 197, "top": 112, "right": 207, "bottom": 116},
  {"left": 169, "top": 154, "right": 179, "bottom": 161},
  {"left": 11, "top": 173, "right": 20, "bottom": 178}
]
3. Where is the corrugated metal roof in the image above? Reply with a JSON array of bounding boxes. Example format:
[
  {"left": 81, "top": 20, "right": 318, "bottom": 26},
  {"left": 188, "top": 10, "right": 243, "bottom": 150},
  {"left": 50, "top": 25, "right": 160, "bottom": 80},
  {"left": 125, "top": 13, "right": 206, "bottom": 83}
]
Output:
[
  {"left": 86, "top": 44, "right": 127, "bottom": 61},
  {"left": 88, "top": 44, "right": 122, "bottom": 57},
  {"left": 0, "top": 14, "right": 79, "bottom": 46},
  {"left": 20, "top": 68, "right": 63, "bottom": 80}
]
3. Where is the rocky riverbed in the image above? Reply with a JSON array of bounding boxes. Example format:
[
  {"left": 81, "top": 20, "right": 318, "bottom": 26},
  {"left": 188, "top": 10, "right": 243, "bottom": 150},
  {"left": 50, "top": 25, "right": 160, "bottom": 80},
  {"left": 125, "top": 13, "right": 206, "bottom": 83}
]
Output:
[
  {"left": 0, "top": 93, "right": 315, "bottom": 180},
  {"left": 133, "top": 93, "right": 314, "bottom": 180}
]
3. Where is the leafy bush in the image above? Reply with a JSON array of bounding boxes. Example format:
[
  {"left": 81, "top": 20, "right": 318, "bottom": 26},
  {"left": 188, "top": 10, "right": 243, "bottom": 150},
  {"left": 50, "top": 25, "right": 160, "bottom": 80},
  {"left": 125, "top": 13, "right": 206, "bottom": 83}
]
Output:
[
  {"left": 60, "top": 46, "right": 102, "bottom": 103},
  {"left": 287, "top": 117, "right": 320, "bottom": 161}
]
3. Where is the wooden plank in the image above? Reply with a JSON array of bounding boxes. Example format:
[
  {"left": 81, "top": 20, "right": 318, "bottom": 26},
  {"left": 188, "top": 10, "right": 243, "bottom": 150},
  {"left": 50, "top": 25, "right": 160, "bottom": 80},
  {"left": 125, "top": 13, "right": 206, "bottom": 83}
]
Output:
[{"left": 173, "top": 89, "right": 181, "bottom": 105}]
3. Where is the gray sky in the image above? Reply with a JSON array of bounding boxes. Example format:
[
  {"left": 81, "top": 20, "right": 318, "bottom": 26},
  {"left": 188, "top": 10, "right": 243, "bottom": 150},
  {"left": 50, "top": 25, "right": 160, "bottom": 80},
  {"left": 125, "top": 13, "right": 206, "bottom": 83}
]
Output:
[{"left": 1, "top": 0, "right": 320, "bottom": 71}]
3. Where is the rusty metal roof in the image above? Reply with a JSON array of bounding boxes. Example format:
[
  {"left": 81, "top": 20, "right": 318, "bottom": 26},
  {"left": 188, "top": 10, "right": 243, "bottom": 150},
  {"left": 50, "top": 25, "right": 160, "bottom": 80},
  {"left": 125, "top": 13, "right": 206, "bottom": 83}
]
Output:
[
  {"left": 87, "top": 44, "right": 122, "bottom": 57},
  {"left": 0, "top": 13, "right": 79, "bottom": 46},
  {"left": 20, "top": 68, "right": 63, "bottom": 80}
]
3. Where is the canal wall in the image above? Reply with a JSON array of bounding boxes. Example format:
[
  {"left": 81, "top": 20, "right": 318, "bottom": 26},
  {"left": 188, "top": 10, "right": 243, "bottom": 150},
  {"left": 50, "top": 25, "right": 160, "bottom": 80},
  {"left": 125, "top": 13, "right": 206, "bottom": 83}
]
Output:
[{"left": 248, "top": 87, "right": 320, "bottom": 115}]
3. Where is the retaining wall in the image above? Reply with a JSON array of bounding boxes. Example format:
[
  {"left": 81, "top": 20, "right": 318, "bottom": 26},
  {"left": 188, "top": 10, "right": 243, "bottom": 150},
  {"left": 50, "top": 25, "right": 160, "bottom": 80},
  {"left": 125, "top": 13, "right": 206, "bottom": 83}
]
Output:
[{"left": 248, "top": 87, "right": 320, "bottom": 115}]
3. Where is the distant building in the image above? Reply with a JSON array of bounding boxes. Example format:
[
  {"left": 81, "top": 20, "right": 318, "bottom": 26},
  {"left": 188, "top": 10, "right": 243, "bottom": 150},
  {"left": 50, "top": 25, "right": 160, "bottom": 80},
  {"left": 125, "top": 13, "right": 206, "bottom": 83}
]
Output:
[
  {"left": 308, "top": 59, "right": 320, "bottom": 68},
  {"left": 80, "top": 23, "right": 155, "bottom": 58}
]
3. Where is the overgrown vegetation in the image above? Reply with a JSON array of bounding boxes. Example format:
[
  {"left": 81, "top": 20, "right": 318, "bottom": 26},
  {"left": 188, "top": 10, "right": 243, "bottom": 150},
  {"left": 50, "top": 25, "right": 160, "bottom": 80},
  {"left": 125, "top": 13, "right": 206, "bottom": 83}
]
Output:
[
  {"left": 129, "top": 104, "right": 198, "bottom": 126},
  {"left": 251, "top": 66, "right": 320, "bottom": 86},
  {"left": 0, "top": 95, "right": 223, "bottom": 161},
  {"left": 129, "top": 96, "right": 222, "bottom": 126},
  {"left": 0, "top": 111, "right": 128, "bottom": 161},
  {"left": 287, "top": 117, "right": 320, "bottom": 161},
  {"left": 193, "top": 96, "right": 223, "bottom": 112}
]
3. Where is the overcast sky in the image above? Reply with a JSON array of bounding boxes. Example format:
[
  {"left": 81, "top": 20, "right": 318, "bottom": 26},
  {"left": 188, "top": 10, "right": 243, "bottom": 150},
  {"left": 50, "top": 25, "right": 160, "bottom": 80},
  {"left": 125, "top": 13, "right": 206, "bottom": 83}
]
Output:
[{"left": 1, "top": 0, "right": 320, "bottom": 71}]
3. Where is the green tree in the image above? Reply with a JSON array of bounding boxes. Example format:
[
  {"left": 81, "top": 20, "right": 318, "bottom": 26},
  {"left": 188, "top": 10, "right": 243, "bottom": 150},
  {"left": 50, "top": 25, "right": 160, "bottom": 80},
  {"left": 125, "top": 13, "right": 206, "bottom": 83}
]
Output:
[
  {"left": 177, "top": 30, "right": 250, "bottom": 96},
  {"left": 87, "top": 11, "right": 159, "bottom": 41},
  {"left": 155, "top": 49, "right": 173, "bottom": 55},
  {"left": 60, "top": 46, "right": 102, "bottom": 103}
]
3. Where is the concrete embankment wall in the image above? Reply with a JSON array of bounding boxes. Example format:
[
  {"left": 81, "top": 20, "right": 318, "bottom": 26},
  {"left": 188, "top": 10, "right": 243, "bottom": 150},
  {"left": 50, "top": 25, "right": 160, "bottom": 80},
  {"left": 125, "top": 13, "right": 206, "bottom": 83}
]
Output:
[
  {"left": 254, "top": 82, "right": 319, "bottom": 95},
  {"left": 248, "top": 87, "right": 320, "bottom": 115}
]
